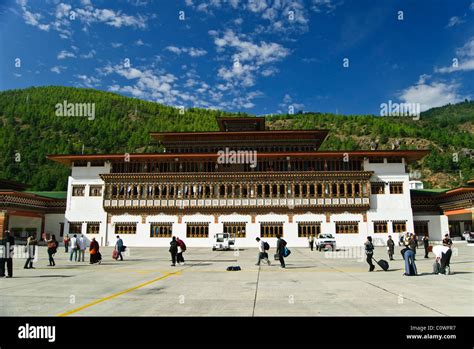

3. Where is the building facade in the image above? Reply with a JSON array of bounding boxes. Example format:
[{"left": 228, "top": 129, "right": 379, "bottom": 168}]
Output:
[
  {"left": 47, "top": 117, "right": 433, "bottom": 247},
  {"left": 0, "top": 180, "right": 66, "bottom": 242}
]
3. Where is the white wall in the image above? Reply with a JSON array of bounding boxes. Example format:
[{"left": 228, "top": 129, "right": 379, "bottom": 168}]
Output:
[{"left": 413, "top": 214, "right": 449, "bottom": 241}]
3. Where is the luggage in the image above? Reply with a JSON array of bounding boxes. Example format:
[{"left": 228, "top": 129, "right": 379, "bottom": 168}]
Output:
[
  {"left": 97, "top": 252, "right": 102, "bottom": 261},
  {"left": 112, "top": 249, "right": 118, "bottom": 260},
  {"left": 274, "top": 253, "right": 280, "bottom": 261},
  {"left": 433, "top": 262, "right": 440, "bottom": 274},
  {"left": 283, "top": 247, "right": 291, "bottom": 257},
  {"left": 263, "top": 242, "right": 270, "bottom": 251},
  {"left": 226, "top": 266, "right": 241, "bottom": 271},
  {"left": 408, "top": 263, "right": 416, "bottom": 276},
  {"left": 372, "top": 257, "right": 389, "bottom": 271}
]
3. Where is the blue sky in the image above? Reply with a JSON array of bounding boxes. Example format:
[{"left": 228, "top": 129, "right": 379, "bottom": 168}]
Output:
[{"left": 1, "top": 0, "right": 474, "bottom": 115}]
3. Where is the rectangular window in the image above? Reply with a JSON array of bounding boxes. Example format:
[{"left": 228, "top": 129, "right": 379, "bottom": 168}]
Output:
[
  {"left": 369, "top": 157, "right": 384, "bottom": 163},
  {"left": 297, "top": 222, "right": 321, "bottom": 237},
  {"left": 335, "top": 222, "right": 359, "bottom": 234},
  {"left": 389, "top": 182, "right": 404, "bottom": 194},
  {"left": 223, "top": 222, "right": 246, "bottom": 238},
  {"left": 86, "top": 223, "right": 100, "bottom": 234},
  {"left": 260, "top": 222, "right": 284, "bottom": 238},
  {"left": 69, "top": 222, "right": 82, "bottom": 235},
  {"left": 150, "top": 223, "right": 173, "bottom": 238},
  {"left": 72, "top": 186, "right": 85, "bottom": 196},
  {"left": 186, "top": 223, "right": 209, "bottom": 238},
  {"left": 89, "top": 186, "right": 103, "bottom": 197},
  {"left": 392, "top": 221, "right": 407, "bottom": 233},
  {"left": 373, "top": 222, "right": 388, "bottom": 234},
  {"left": 371, "top": 182, "right": 385, "bottom": 195},
  {"left": 115, "top": 223, "right": 137, "bottom": 235}
]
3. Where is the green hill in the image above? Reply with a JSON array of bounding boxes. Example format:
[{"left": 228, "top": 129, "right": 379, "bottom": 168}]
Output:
[{"left": 0, "top": 86, "right": 472, "bottom": 190}]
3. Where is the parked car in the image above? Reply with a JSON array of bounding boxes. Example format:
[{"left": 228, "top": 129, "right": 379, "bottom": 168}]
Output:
[{"left": 316, "top": 234, "right": 336, "bottom": 251}]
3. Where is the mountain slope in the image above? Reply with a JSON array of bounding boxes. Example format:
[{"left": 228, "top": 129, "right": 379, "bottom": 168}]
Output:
[{"left": 0, "top": 86, "right": 472, "bottom": 190}]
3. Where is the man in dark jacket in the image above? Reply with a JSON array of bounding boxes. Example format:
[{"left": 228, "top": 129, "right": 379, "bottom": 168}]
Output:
[
  {"left": 365, "top": 236, "right": 375, "bottom": 272},
  {"left": 276, "top": 235, "right": 286, "bottom": 268},
  {"left": 387, "top": 235, "right": 395, "bottom": 261},
  {"left": 423, "top": 234, "right": 430, "bottom": 258},
  {"left": 169, "top": 237, "right": 178, "bottom": 266},
  {"left": 0, "top": 231, "right": 15, "bottom": 278}
]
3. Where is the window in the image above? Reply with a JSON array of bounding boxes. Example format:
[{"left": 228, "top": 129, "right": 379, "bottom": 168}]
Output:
[
  {"left": 414, "top": 221, "right": 429, "bottom": 237},
  {"left": 260, "top": 222, "right": 283, "bottom": 238},
  {"left": 150, "top": 223, "right": 173, "bottom": 238},
  {"left": 72, "top": 186, "right": 85, "bottom": 196},
  {"left": 335, "top": 222, "right": 359, "bottom": 234},
  {"left": 392, "top": 221, "right": 407, "bottom": 233},
  {"left": 115, "top": 223, "right": 137, "bottom": 235},
  {"left": 369, "top": 157, "right": 384, "bottom": 163},
  {"left": 69, "top": 222, "right": 82, "bottom": 235},
  {"left": 186, "top": 223, "right": 209, "bottom": 238},
  {"left": 223, "top": 222, "right": 246, "bottom": 238},
  {"left": 373, "top": 222, "right": 388, "bottom": 234},
  {"left": 389, "top": 182, "right": 403, "bottom": 194},
  {"left": 298, "top": 222, "right": 321, "bottom": 237},
  {"left": 89, "top": 186, "right": 103, "bottom": 197},
  {"left": 86, "top": 223, "right": 100, "bottom": 234},
  {"left": 371, "top": 182, "right": 385, "bottom": 195}
]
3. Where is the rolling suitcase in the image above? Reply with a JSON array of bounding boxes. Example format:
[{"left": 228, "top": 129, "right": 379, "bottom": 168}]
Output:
[{"left": 372, "top": 257, "right": 389, "bottom": 271}]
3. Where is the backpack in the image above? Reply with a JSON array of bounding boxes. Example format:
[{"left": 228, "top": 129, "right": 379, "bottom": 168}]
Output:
[
  {"left": 263, "top": 242, "right": 270, "bottom": 251},
  {"left": 180, "top": 241, "right": 187, "bottom": 252},
  {"left": 283, "top": 247, "right": 291, "bottom": 257}
]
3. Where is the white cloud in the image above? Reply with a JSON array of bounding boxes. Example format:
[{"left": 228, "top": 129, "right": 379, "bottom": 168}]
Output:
[
  {"left": 57, "top": 50, "right": 76, "bottom": 59},
  {"left": 165, "top": 46, "right": 207, "bottom": 57},
  {"left": 446, "top": 16, "right": 465, "bottom": 28},
  {"left": 210, "top": 29, "right": 288, "bottom": 88},
  {"left": 80, "top": 50, "right": 96, "bottom": 59},
  {"left": 471, "top": 1, "right": 474, "bottom": 10},
  {"left": 50, "top": 65, "right": 67, "bottom": 74},
  {"left": 436, "top": 37, "right": 474, "bottom": 73},
  {"left": 399, "top": 76, "right": 464, "bottom": 112},
  {"left": 17, "top": 1, "right": 148, "bottom": 40},
  {"left": 74, "top": 74, "right": 101, "bottom": 88},
  {"left": 111, "top": 42, "right": 123, "bottom": 48}
]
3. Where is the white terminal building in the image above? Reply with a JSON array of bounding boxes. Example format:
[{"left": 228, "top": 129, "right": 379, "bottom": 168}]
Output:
[{"left": 4, "top": 117, "right": 468, "bottom": 248}]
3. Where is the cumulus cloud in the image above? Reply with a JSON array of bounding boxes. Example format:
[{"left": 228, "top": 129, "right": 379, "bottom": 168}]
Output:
[
  {"left": 16, "top": 1, "right": 148, "bottom": 40},
  {"left": 165, "top": 46, "right": 207, "bottom": 57},
  {"left": 399, "top": 75, "right": 464, "bottom": 112},
  {"left": 57, "top": 50, "right": 76, "bottom": 59}
]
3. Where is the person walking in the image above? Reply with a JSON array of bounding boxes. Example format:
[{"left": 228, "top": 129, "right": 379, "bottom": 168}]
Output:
[
  {"left": 308, "top": 235, "right": 315, "bottom": 251},
  {"left": 69, "top": 234, "right": 78, "bottom": 262},
  {"left": 24, "top": 233, "right": 38, "bottom": 269},
  {"left": 276, "top": 235, "right": 287, "bottom": 269},
  {"left": 423, "top": 234, "right": 430, "bottom": 259},
  {"left": 387, "top": 235, "right": 395, "bottom": 261},
  {"left": 0, "top": 231, "right": 15, "bottom": 278},
  {"left": 169, "top": 236, "right": 178, "bottom": 266},
  {"left": 365, "top": 236, "right": 375, "bottom": 272},
  {"left": 78, "top": 235, "right": 87, "bottom": 262},
  {"left": 63, "top": 235, "right": 70, "bottom": 253},
  {"left": 176, "top": 237, "right": 186, "bottom": 265},
  {"left": 46, "top": 234, "right": 58, "bottom": 266},
  {"left": 115, "top": 235, "right": 124, "bottom": 261},
  {"left": 89, "top": 237, "right": 101, "bottom": 264},
  {"left": 255, "top": 237, "right": 271, "bottom": 266}
]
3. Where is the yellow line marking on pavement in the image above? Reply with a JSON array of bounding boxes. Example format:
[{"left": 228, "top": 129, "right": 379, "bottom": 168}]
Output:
[{"left": 57, "top": 271, "right": 180, "bottom": 317}]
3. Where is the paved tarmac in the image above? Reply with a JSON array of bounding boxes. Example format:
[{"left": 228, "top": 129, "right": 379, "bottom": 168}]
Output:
[{"left": 0, "top": 243, "right": 472, "bottom": 316}]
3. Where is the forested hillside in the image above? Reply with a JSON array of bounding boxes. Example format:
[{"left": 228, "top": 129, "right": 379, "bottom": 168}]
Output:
[{"left": 0, "top": 86, "right": 472, "bottom": 190}]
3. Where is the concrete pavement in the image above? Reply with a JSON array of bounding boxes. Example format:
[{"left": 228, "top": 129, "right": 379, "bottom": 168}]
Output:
[{"left": 0, "top": 243, "right": 473, "bottom": 316}]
